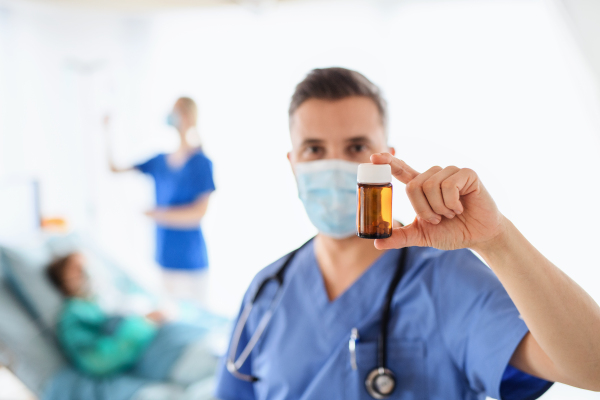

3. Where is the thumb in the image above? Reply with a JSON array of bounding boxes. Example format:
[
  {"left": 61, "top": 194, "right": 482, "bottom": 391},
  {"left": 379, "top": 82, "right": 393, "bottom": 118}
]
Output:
[{"left": 374, "top": 223, "right": 421, "bottom": 250}]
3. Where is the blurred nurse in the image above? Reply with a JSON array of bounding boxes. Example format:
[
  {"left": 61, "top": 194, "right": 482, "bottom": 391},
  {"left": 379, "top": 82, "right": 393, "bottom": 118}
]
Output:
[{"left": 105, "top": 97, "right": 215, "bottom": 305}]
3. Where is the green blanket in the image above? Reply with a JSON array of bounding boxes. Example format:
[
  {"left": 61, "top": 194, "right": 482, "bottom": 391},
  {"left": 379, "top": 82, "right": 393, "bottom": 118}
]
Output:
[{"left": 57, "top": 299, "right": 157, "bottom": 377}]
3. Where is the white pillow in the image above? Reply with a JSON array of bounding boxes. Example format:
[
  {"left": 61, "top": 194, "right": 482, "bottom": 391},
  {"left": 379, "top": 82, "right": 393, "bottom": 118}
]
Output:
[
  {"left": 46, "top": 235, "right": 158, "bottom": 316},
  {"left": 0, "top": 239, "right": 63, "bottom": 330}
]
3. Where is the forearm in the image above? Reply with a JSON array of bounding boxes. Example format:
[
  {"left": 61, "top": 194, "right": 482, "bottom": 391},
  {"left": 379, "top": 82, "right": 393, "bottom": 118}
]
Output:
[
  {"left": 473, "top": 217, "right": 600, "bottom": 389},
  {"left": 151, "top": 208, "right": 202, "bottom": 228},
  {"left": 149, "top": 198, "right": 209, "bottom": 228},
  {"left": 109, "top": 162, "right": 133, "bottom": 173}
]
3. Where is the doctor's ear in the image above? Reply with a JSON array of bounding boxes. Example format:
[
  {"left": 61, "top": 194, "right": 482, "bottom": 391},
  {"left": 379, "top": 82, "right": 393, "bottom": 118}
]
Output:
[{"left": 287, "top": 152, "right": 296, "bottom": 174}]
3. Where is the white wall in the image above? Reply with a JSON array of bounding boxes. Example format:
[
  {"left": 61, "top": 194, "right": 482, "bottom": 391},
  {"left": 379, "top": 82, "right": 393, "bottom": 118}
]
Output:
[
  {"left": 558, "top": 0, "right": 600, "bottom": 96},
  {"left": 1, "top": 1, "right": 600, "bottom": 397}
]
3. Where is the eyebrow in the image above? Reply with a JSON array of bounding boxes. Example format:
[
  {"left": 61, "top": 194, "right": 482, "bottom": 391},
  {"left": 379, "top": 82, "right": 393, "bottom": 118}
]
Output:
[
  {"left": 345, "top": 136, "right": 372, "bottom": 144},
  {"left": 300, "top": 138, "right": 325, "bottom": 147},
  {"left": 300, "top": 136, "right": 373, "bottom": 147}
]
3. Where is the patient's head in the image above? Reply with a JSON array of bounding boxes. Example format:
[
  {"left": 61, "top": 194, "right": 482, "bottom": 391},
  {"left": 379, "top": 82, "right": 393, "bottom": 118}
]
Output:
[{"left": 46, "top": 253, "right": 88, "bottom": 298}]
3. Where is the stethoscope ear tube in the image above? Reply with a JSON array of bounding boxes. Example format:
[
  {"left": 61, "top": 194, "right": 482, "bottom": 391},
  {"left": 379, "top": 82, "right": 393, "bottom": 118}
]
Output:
[
  {"left": 226, "top": 303, "right": 258, "bottom": 381},
  {"left": 226, "top": 238, "right": 313, "bottom": 382}
]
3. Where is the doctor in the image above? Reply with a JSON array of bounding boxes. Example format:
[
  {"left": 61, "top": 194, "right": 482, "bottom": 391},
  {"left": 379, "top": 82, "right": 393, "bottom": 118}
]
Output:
[{"left": 215, "top": 68, "right": 600, "bottom": 400}]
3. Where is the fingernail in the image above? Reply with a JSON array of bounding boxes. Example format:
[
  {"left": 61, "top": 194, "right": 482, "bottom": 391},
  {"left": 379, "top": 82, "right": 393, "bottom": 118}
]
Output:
[
  {"left": 453, "top": 209, "right": 462, "bottom": 215},
  {"left": 428, "top": 217, "right": 441, "bottom": 224},
  {"left": 445, "top": 213, "right": 455, "bottom": 219}
]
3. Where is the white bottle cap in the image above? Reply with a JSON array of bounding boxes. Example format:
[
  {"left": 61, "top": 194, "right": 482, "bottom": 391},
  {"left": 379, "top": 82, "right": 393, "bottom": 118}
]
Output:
[{"left": 357, "top": 163, "right": 392, "bottom": 184}]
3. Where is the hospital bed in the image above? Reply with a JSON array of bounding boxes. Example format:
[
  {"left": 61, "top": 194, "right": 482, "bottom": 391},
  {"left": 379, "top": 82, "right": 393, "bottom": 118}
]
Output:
[{"left": 0, "top": 233, "right": 228, "bottom": 400}]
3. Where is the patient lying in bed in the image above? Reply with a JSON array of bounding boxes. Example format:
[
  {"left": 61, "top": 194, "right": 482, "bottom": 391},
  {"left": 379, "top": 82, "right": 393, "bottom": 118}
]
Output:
[{"left": 45, "top": 253, "right": 215, "bottom": 384}]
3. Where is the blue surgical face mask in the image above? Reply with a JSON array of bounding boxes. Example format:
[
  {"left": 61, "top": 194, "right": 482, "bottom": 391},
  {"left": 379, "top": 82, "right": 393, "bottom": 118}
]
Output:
[
  {"left": 295, "top": 159, "right": 359, "bottom": 239},
  {"left": 166, "top": 111, "right": 181, "bottom": 128}
]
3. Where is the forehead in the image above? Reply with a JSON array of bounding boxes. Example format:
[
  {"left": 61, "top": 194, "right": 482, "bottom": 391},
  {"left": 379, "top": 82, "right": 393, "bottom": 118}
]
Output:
[
  {"left": 65, "top": 253, "right": 84, "bottom": 268},
  {"left": 289, "top": 96, "right": 384, "bottom": 147},
  {"left": 174, "top": 99, "right": 185, "bottom": 110}
]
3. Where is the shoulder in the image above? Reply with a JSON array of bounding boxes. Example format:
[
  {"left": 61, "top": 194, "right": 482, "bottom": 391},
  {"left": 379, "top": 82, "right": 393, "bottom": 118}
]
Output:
[
  {"left": 136, "top": 153, "right": 164, "bottom": 172},
  {"left": 190, "top": 150, "right": 212, "bottom": 167},
  {"left": 242, "top": 255, "right": 290, "bottom": 303},
  {"left": 187, "top": 151, "right": 213, "bottom": 178},
  {"left": 404, "top": 248, "right": 512, "bottom": 319},
  {"left": 242, "top": 241, "right": 312, "bottom": 304},
  {"left": 62, "top": 298, "right": 90, "bottom": 312},
  {"left": 144, "top": 153, "right": 165, "bottom": 164},
  {"left": 405, "top": 247, "right": 498, "bottom": 289},
  {"left": 60, "top": 299, "right": 103, "bottom": 322}
]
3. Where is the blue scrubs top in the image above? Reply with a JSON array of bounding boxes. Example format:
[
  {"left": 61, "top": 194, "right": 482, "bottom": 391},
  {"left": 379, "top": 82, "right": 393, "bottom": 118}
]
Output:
[
  {"left": 136, "top": 151, "right": 215, "bottom": 271},
  {"left": 215, "top": 241, "right": 553, "bottom": 400}
]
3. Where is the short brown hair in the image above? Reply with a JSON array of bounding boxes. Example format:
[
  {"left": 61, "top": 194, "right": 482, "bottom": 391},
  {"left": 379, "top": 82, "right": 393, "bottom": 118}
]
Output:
[
  {"left": 289, "top": 67, "right": 387, "bottom": 127},
  {"left": 46, "top": 254, "right": 76, "bottom": 296}
]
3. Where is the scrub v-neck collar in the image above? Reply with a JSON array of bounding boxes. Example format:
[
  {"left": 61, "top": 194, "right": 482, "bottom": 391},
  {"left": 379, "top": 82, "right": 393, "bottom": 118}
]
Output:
[
  {"left": 299, "top": 240, "right": 401, "bottom": 343},
  {"left": 163, "top": 149, "right": 200, "bottom": 172}
]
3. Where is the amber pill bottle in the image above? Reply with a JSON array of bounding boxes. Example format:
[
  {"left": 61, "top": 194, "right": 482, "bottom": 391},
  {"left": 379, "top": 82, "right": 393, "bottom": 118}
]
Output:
[{"left": 357, "top": 163, "right": 393, "bottom": 239}]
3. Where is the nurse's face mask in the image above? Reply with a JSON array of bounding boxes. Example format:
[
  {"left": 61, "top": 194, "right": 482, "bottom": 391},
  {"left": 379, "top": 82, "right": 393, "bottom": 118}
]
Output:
[
  {"left": 295, "top": 159, "right": 359, "bottom": 239},
  {"left": 166, "top": 110, "right": 182, "bottom": 129}
]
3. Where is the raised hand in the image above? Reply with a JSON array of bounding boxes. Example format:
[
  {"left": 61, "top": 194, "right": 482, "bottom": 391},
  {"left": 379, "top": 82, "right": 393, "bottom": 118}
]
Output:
[{"left": 370, "top": 153, "right": 505, "bottom": 251}]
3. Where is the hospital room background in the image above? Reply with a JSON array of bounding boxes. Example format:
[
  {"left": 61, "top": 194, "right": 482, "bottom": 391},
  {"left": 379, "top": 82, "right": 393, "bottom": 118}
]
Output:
[{"left": 1, "top": 0, "right": 599, "bottom": 398}]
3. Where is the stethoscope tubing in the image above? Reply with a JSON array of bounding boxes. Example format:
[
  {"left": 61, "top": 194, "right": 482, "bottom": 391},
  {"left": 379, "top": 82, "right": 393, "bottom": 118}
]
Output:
[
  {"left": 227, "top": 239, "right": 312, "bottom": 381},
  {"left": 379, "top": 247, "right": 408, "bottom": 369},
  {"left": 227, "top": 236, "right": 408, "bottom": 394}
]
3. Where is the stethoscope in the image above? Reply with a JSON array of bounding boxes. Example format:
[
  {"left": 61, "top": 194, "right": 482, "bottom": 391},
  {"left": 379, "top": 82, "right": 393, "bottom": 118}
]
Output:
[{"left": 227, "top": 237, "right": 408, "bottom": 399}]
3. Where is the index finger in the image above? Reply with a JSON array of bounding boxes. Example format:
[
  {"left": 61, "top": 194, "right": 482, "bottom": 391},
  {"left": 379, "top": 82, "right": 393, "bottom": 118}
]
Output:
[{"left": 370, "top": 153, "right": 420, "bottom": 184}]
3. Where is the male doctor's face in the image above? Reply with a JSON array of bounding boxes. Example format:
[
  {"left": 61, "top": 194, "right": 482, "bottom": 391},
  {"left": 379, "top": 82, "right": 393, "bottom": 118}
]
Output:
[
  {"left": 287, "top": 95, "right": 395, "bottom": 239},
  {"left": 287, "top": 96, "right": 394, "bottom": 167}
]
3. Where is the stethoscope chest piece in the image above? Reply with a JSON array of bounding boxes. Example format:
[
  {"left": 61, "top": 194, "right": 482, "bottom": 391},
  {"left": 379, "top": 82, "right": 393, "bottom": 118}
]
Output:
[{"left": 365, "top": 367, "right": 396, "bottom": 399}]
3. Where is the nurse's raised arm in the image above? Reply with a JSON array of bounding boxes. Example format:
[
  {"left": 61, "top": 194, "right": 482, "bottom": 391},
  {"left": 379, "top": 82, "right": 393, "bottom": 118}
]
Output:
[{"left": 371, "top": 152, "right": 600, "bottom": 392}]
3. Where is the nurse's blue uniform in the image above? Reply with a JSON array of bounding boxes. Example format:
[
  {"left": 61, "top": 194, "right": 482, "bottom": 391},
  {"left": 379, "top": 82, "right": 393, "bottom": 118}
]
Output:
[
  {"left": 215, "top": 241, "right": 553, "bottom": 400},
  {"left": 136, "top": 151, "right": 215, "bottom": 271}
]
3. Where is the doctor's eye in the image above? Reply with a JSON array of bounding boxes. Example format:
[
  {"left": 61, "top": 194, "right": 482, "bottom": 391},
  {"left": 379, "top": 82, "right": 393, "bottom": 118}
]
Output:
[
  {"left": 347, "top": 144, "right": 368, "bottom": 155},
  {"left": 304, "top": 146, "right": 325, "bottom": 158}
]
